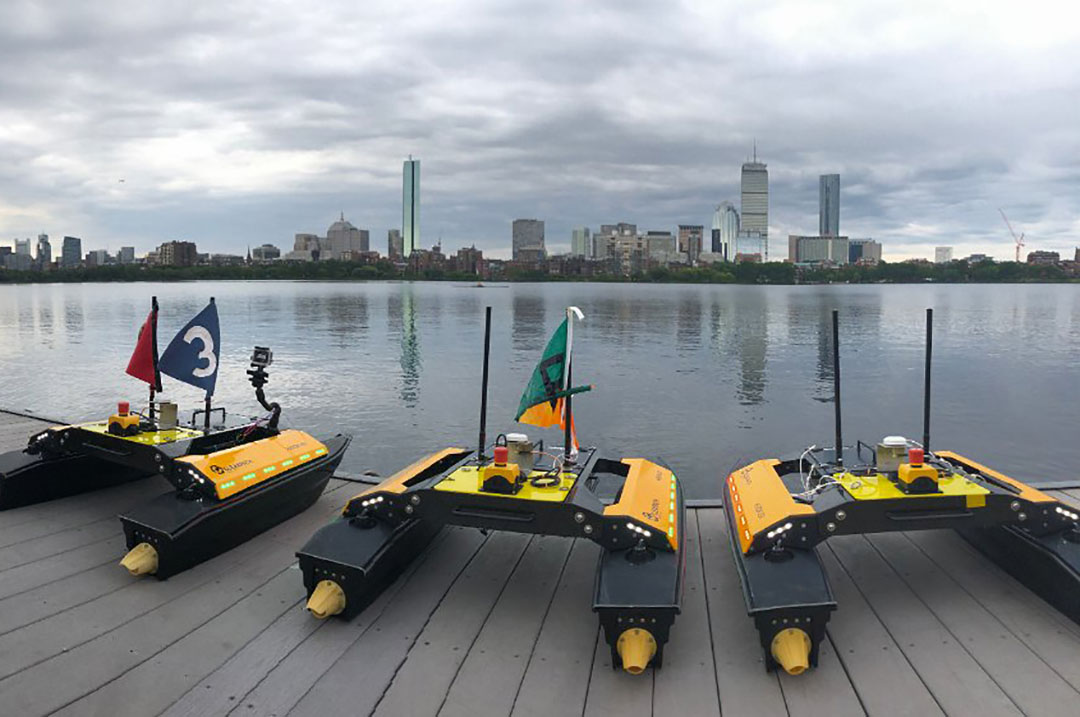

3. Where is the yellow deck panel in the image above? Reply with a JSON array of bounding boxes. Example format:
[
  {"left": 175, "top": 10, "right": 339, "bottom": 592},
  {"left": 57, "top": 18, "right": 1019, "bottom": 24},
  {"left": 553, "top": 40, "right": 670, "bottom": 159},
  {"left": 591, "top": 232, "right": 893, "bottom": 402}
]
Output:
[
  {"left": 75, "top": 421, "right": 202, "bottom": 445},
  {"left": 835, "top": 471, "right": 990, "bottom": 505},
  {"left": 434, "top": 465, "right": 577, "bottom": 502}
]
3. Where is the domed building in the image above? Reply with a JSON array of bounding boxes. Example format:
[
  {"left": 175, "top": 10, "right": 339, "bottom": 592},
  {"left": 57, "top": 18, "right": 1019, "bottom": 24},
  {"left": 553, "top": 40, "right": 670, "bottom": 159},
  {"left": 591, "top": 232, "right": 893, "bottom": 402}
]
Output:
[{"left": 326, "top": 213, "right": 369, "bottom": 259}]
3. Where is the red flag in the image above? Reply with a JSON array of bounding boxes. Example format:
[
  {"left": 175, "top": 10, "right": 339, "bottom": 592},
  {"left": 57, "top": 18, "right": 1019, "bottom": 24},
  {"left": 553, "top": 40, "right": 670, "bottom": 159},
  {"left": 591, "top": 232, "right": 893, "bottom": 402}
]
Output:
[{"left": 126, "top": 297, "right": 162, "bottom": 390}]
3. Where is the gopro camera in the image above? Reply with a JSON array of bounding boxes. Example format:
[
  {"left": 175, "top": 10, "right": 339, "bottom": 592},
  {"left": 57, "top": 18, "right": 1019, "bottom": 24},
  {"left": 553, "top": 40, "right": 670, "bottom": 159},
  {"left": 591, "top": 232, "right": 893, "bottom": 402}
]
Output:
[{"left": 250, "top": 346, "right": 273, "bottom": 369}]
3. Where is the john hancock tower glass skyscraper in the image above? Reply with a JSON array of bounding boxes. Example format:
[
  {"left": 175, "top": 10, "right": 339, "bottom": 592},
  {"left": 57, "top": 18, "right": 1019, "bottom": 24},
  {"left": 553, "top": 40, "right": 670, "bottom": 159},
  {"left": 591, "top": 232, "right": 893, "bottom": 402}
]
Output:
[{"left": 403, "top": 156, "right": 420, "bottom": 257}]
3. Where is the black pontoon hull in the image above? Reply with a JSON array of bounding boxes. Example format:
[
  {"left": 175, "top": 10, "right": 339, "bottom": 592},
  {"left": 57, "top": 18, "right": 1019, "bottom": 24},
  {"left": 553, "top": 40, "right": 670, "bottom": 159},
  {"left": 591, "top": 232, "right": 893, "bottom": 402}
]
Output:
[
  {"left": 118, "top": 435, "right": 350, "bottom": 579},
  {"left": 0, "top": 449, "right": 151, "bottom": 510},
  {"left": 958, "top": 523, "right": 1080, "bottom": 625},
  {"left": 296, "top": 516, "right": 442, "bottom": 620}
]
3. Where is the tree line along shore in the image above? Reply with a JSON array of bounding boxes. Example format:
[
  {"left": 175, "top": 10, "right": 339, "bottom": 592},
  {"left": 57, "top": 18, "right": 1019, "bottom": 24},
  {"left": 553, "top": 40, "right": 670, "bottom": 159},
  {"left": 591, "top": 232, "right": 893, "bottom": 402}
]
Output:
[{"left": 0, "top": 258, "right": 1075, "bottom": 285}]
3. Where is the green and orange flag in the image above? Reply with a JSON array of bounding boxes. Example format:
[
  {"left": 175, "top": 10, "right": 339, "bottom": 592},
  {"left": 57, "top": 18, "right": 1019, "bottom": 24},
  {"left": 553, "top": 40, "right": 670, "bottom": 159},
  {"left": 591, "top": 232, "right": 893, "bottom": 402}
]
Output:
[{"left": 515, "top": 307, "right": 590, "bottom": 431}]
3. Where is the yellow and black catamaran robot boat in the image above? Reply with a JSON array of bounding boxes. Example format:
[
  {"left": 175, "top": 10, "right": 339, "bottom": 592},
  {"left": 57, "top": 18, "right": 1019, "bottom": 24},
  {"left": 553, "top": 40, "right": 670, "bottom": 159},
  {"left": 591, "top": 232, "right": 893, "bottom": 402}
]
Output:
[
  {"left": 297, "top": 307, "right": 686, "bottom": 674},
  {"left": 724, "top": 309, "right": 1080, "bottom": 676},
  {"left": 0, "top": 298, "right": 350, "bottom": 578}
]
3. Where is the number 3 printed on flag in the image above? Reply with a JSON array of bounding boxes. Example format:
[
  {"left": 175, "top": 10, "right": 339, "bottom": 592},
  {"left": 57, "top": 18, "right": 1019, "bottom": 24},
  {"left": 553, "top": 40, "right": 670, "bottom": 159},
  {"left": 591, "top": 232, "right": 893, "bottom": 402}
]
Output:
[{"left": 184, "top": 325, "right": 217, "bottom": 378}]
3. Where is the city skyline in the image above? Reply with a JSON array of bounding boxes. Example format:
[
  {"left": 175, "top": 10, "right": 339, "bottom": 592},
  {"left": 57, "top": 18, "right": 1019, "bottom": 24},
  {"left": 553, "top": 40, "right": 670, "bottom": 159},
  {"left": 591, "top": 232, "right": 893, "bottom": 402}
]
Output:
[{"left": 1, "top": 2, "right": 1078, "bottom": 261}]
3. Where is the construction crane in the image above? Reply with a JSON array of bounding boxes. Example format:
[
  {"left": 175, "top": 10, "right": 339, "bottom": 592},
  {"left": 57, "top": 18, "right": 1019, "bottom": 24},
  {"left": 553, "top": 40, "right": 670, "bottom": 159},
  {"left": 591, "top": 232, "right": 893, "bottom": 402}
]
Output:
[{"left": 999, "top": 209, "right": 1026, "bottom": 262}]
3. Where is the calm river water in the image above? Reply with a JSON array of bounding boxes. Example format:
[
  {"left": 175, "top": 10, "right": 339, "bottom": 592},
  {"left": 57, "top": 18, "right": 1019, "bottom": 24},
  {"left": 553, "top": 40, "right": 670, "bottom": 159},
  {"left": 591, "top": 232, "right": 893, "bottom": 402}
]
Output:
[{"left": 1, "top": 281, "right": 1077, "bottom": 497}]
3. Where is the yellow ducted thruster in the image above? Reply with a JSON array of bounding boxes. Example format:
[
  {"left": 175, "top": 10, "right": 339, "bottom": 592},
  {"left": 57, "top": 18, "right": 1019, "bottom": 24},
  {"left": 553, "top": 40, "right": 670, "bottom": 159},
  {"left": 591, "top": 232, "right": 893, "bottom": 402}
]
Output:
[
  {"left": 616, "top": 628, "right": 657, "bottom": 675},
  {"left": 771, "top": 628, "right": 811, "bottom": 675},
  {"left": 120, "top": 542, "right": 158, "bottom": 576},
  {"left": 307, "top": 580, "right": 346, "bottom": 619}
]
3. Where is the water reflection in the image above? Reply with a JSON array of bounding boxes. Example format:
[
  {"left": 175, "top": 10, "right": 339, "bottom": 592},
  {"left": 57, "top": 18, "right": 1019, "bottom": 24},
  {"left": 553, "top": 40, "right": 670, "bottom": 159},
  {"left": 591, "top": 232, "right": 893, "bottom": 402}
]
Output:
[
  {"left": 512, "top": 294, "right": 546, "bottom": 354},
  {"left": 675, "top": 295, "right": 702, "bottom": 354},
  {"left": 63, "top": 295, "right": 84, "bottom": 340},
  {"left": 389, "top": 288, "right": 421, "bottom": 407},
  {"left": 732, "top": 291, "right": 768, "bottom": 408}
]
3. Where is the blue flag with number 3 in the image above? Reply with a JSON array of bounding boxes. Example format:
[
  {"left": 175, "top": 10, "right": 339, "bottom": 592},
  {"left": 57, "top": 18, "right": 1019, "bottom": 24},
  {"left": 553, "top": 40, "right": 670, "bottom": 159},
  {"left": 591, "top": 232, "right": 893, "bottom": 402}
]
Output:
[{"left": 159, "top": 299, "right": 221, "bottom": 398}]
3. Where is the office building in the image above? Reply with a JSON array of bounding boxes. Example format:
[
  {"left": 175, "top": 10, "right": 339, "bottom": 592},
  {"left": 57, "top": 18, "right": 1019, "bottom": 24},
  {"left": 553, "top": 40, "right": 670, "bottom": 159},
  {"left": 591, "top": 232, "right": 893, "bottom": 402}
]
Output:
[
  {"left": 388, "top": 229, "right": 403, "bottom": 260},
  {"left": 512, "top": 219, "right": 545, "bottom": 262},
  {"left": 36, "top": 234, "right": 51, "bottom": 267},
  {"left": 678, "top": 225, "right": 704, "bottom": 264},
  {"left": 712, "top": 202, "right": 739, "bottom": 260},
  {"left": 118, "top": 246, "right": 135, "bottom": 264},
  {"left": 788, "top": 235, "right": 850, "bottom": 265},
  {"left": 741, "top": 149, "right": 769, "bottom": 258},
  {"left": 14, "top": 238, "right": 31, "bottom": 256},
  {"left": 1027, "top": 250, "right": 1060, "bottom": 265},
  {"left": 819, "top": 174, "right": 840, "bottom": 236},
  {"left": 326, "top": 214, "right": 369, "bottom": 259},
  {"left": 61, "top": 236, "right": 82, "bottom": 269},
  {"left": 455, "top": 245, "right": 484, "bottom": 275},
  {"left": 251, "top": 243, "right": 281, "bottom": 261},
  {"left": 934, "top": 246, "right": 953, "bottom": 264},
  {"left": 158, "top": 240, "right": 198, "bottom": 267},
  {"left": 85, "top": 249, "right": 111, "bottom": 267},
  {"left": 403, "top": 156, "right": 420, "bottom": 257},
  {"left": 848, "top": 239, "right": 882, "bottom": 264},
  {"left": 571, "top": 227, "right": 590, "bottom": 257},
  {"left": 646, "top": 231, "right": 677, "bottom": 261}
]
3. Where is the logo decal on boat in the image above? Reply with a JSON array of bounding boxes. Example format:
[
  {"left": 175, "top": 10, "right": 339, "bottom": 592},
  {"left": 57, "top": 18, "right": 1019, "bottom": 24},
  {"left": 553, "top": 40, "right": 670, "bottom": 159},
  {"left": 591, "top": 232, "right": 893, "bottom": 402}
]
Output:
[{"left": 209, "top": 458, "right": 253, "bottom": 475}]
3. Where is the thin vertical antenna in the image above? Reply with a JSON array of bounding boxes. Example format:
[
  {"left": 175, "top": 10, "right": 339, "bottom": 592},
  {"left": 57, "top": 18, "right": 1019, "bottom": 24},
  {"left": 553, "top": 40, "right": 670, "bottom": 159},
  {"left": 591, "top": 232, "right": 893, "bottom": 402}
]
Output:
[
  {"left": 149, "top": 295, "right": 158, "bottom": 422},
  {"left": 204, "top": 297, "right": 215, "bottom": 431},
  {"left": 923, "top": 308, "right": 933, "bottom": 453},
  {"left": 561, "top": 307, "right": 580, "bottom": 465},
  {"left": 832, "top": 309, "right": 843, "bottom": 467},
  {"left": 563, "top": 360, "right": 574, "bottom": 465},
  {"left": 478, "top": 306, "right": 492, "bottom": 459}
]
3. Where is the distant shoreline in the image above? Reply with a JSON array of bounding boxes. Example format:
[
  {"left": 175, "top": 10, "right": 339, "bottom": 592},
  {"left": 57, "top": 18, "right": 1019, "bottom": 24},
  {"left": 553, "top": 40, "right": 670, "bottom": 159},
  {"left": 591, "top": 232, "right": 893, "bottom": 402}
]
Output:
[{"left": 1, "top": 260, "right": 1076, "bottom": 285}]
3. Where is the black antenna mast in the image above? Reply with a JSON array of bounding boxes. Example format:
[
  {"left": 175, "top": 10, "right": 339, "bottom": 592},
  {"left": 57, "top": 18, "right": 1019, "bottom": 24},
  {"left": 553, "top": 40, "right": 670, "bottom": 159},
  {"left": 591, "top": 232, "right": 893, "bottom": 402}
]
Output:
[
  {"left": 923, "top": 308, "right": 933, "bottom": 453},
  {"left": 478, "top": 306, "right": 492, "bottom": 459},
  {"left": 832, "top": 309, "right": 843, "bottom": 467}
]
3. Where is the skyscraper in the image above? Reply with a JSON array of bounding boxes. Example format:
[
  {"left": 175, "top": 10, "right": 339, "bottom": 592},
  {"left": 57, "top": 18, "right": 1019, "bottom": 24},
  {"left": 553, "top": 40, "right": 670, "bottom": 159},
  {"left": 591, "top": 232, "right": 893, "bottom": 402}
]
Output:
[
  {"left": 512, "top": 219, "right": 545, "bottom": 262},
  {"left": 36, "top": 234, "right": 51, "bottom": 267},
  {"left": 61, "top": 236, "right": 81, "bottom": 269},
  {"left": 819, "top": 174, "right": 840, "bottom": 236},
  {"left": 571, "top": 227, "right": 590, "bottom": 257},
  {"left": 402, "top": 156, "right": 420, "bottom": 258},
  {"left": 740, "top": 147, "right": 769, "bottom": 260},
  {"left": 711, "top": 202, "right": 739, "bottom": 260}
]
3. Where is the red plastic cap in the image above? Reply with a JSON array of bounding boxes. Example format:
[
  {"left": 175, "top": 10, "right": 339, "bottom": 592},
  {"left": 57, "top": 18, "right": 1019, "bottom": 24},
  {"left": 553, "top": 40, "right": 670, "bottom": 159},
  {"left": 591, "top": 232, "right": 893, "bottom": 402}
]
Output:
[
  {"left": 908, "top": 447, "right": 924, "bottom": 465},
  {"left": 118, "top": 401, "right": 130, "bottom": 415},
  {"left": 493, "top": 446, "right": 509, "bottom": 465}
]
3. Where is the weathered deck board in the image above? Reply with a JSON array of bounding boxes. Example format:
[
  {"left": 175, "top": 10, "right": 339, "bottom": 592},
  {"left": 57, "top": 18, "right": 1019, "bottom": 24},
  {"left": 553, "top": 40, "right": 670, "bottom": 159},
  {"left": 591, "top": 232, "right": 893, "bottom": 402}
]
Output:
[
  {"left": 438, "top": 535, "right": 573, "bottom": 717},
  {"left": 3, "top": 410, "right": 1080, "bottom": 716},
  {"left": 828, "top": 535, "right": 1023, "bottom": 716},
  {"left": 651, "top": 510, "right": 721, "bottom": 717},
  {"left": 510, "top": 539, "right": 602, "bottom": 717},
  {"left": 817, "top": 546, "right": 944, "bottom": 717}
]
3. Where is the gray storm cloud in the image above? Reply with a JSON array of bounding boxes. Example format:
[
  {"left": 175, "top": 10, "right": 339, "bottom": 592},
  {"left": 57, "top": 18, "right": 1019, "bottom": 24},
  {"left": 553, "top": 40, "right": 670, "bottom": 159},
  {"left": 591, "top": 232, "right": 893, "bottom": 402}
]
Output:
[{"left": 1, "top": 0, "right": 1077, "bottom": 260}]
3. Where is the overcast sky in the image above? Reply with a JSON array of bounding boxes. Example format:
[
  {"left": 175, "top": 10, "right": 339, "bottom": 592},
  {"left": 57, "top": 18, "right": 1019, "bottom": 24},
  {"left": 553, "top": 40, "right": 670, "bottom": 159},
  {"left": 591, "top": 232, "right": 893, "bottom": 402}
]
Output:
[{"left": 1, "top": 0, "right": 1078, "bottom": 260}]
